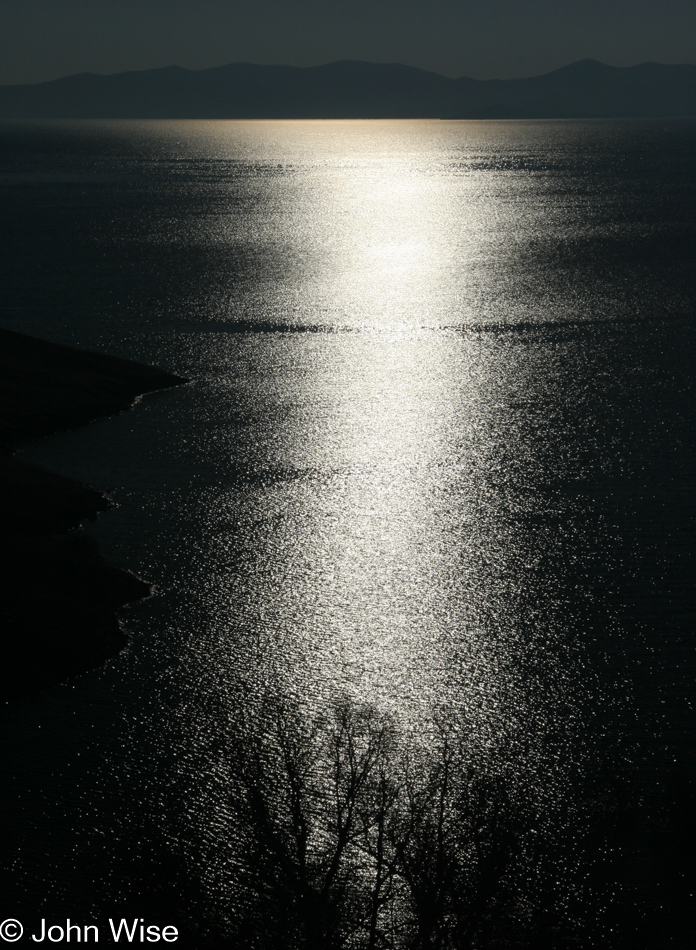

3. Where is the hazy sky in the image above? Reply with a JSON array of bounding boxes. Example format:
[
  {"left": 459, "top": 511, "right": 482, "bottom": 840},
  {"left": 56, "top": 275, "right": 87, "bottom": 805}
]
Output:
[{"left": 0, "top": 0, "right": 694, "bottom": 85}]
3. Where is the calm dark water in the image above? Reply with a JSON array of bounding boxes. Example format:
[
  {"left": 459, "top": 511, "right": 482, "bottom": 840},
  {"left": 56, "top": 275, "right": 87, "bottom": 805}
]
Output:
[{"left": 0, "top": 119, "right": 694, "bottom": 946}]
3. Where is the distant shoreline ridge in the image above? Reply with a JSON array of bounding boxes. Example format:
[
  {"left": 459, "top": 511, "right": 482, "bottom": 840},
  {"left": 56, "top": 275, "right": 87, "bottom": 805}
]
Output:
[{"left": 1, "top": 59, "right": 695, "bottom": 119}]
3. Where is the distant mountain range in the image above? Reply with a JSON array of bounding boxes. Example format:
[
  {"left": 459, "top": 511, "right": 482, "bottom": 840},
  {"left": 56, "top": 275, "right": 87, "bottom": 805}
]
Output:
[{"left": 0, "top": 60, "right": 695, "bottom": 119}]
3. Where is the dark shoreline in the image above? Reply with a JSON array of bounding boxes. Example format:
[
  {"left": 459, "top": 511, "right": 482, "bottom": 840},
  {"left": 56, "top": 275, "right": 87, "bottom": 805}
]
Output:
[{"left": 0, "top": 327, "right": 186, "bottom": 703}]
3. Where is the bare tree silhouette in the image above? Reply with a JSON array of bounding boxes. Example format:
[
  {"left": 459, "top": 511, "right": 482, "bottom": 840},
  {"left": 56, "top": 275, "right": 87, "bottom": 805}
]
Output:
[
  {"left": 232, "top": 698, "right": 524, "bottom": 950},
  {"left": 388, "top": 724, "right": 518, "bottom": 949}
]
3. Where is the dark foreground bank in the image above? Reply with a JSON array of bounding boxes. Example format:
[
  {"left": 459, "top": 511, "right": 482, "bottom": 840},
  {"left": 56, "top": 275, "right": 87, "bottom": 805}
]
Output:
[{"left": 0, "top": 327, "right": 186, "bottom": 702}]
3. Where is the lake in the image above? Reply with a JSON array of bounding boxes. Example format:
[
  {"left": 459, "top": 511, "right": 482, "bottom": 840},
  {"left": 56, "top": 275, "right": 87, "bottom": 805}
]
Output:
[{"left": 1, "top": 118, "right": 694, "bottom": 947}]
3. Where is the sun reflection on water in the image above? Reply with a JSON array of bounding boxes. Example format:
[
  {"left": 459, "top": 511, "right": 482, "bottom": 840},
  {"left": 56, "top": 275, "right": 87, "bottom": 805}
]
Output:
[
  {"left": 5, "top": 118, "right": 662, "bottom": 929},
  {"left": 190, "top": 320, "right": 570, "bottom": 772}
]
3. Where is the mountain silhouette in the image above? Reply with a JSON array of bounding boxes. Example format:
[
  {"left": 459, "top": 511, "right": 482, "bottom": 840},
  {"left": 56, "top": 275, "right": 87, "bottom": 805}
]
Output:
[{"left": 0, "top": 59, "right": 694, "bottom": 119}]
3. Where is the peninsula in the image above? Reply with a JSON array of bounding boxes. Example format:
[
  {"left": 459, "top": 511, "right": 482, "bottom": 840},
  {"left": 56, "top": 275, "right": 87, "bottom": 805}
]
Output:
[{"left": 0, "top": 328, "right": 186, "bottom": 702}]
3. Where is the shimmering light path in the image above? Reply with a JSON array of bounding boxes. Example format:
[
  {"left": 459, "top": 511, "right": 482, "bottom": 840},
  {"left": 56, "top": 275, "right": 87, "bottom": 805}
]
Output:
[{"left": 1, "top": 119, "right": 694, "bottom": 937}]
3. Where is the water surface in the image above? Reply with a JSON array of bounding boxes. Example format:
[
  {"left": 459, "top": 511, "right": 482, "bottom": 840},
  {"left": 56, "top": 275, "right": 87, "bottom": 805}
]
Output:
[{"left": 1, "top": 118, "right": 694, "bottom": 944}]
